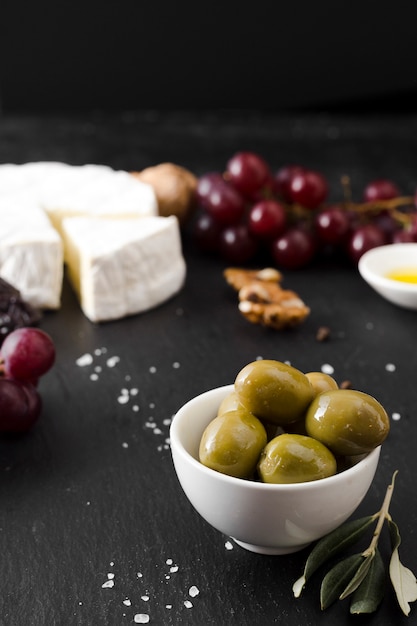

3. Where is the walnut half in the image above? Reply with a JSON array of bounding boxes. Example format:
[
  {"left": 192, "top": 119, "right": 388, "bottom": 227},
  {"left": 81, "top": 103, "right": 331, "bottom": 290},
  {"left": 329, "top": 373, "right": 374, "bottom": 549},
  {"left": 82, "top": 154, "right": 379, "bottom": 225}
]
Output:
[{"left": 224, "top": 267, "right": 310, "bottom": 329}]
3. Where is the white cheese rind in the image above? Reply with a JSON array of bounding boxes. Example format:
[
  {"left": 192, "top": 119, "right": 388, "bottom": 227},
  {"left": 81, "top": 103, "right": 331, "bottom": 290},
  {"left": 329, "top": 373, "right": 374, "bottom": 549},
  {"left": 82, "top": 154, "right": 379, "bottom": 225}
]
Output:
[
  {"left": 38, "top": 164, "right": 158, "bottom": 230},
  {"left": 61, "top": 215, "right": 186, "bottom": 322},
  {"left": 0, "top": 202, "right": 64, "bottom": 309}
]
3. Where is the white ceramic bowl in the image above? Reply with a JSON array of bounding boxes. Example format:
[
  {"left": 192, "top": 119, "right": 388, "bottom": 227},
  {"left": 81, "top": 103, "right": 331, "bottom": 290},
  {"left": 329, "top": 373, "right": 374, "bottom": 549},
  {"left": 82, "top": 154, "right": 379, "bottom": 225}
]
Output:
[
  {"left": 170, "top": 385, "right": 380, "bottom": 555},
  {"left": 358, "top": 243, "right": 417, "bottom": 310}
]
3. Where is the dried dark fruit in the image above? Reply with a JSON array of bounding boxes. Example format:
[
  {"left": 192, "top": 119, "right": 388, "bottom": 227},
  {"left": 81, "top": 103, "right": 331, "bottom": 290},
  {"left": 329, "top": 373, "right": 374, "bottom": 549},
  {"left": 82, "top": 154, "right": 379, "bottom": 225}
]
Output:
[{"left": 0, "top": 277, "right": 42, "bottom": 346}]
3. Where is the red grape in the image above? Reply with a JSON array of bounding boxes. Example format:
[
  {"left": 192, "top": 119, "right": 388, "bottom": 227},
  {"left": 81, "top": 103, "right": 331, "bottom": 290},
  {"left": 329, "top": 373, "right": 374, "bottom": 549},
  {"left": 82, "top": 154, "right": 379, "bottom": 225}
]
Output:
[
  {"left": 196, "top": 172, "right": 224, "bottom": 209},
  {"left": 348, "top": 224, "right": 385, "bottom": 263},
  {"left": 248, "top": 200, "right": 287, "bottom": 239},
  {"left": 363, "top": 179, "right": 400, "bottom": 202},
  {"left": 288, "top": 169, "right": 328, "bottom": 209},
  {"left": 392, "top": 229, "right": 415, "bottom": 243},
  {"left": 271, "top": 228, "right": 316, "bottom": 269},
  {"left": 226, "top": 152, "right": 270, "bottom": 198},
  {"left": 315, "top": 206, "right": 351, "bottom": 245},
  {"left": 0, "top": 378, "right": 41, "bottom": 432},
  {"left": 205, "top": 179, "right": 245, "bottom": 225},
  {"left": 1, "top": 327, "right": 55, "bottom": 381},
  {"left": 219, "top": 225, "right": 258, "bottom": 264},
  {"left": 274, "top": 165, "right": 305, "bottom": 202},
  {"left": 373, "top": 210, "right": 399, "bottom": 243},
  {"left": 408, "top": 213, "right": 417, "bottom": 241},
  {"left": 193, "top": 212, "right": 222, "bottom": 253}
]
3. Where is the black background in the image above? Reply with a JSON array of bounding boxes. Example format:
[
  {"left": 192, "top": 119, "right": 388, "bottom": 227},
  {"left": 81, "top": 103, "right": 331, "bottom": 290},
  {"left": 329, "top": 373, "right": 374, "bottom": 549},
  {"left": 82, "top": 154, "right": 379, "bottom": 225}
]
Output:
[{"left": 1, "top": 0, "right": 417, "bottom": 113}]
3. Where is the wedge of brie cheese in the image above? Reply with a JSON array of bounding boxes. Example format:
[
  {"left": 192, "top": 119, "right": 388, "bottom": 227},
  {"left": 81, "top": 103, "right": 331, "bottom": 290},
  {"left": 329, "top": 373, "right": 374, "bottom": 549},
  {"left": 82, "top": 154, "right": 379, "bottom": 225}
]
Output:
[
  {"left": 61, "top": 215, "right": 186, "bottom": 322},
  {"left": 0, "top": 201, "right": 64, "bottom": 309}
]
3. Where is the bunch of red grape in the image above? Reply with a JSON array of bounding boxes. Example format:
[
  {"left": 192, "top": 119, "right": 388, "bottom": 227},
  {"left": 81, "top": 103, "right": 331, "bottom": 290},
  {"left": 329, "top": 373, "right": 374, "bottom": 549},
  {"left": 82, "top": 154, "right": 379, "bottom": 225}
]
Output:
[
  {"left": 0, "top": 327, "right": 55, "bottom": 433},
  {"left": 192, "top": 151, "right": 417, "bottom": 268}
]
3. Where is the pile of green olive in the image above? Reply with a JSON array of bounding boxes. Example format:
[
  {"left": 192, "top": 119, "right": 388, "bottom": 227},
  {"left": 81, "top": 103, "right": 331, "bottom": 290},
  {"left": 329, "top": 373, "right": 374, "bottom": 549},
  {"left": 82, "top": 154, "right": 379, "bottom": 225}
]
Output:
[{"left": 198, "top": 359, "right": 390, "bottom": 484}]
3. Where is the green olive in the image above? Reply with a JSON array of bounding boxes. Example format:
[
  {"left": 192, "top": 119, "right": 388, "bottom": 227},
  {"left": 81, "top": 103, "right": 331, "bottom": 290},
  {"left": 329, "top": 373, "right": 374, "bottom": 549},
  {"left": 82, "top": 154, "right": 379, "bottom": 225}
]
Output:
[
  {"left": 305, "top": 389, "right": 390, "bottom": 456},
  {"left": 258, "top": 433, "right": 337, "bottom": 484},
  {"left": 305, "top": 371, "right": 338, "bottom": 397},
  {"left": 217, "top": 391, "right": 247, "bottom": 415},
  {"left": 199, "top": 408, "right": 267, "bottom": 478},
  {"left": 234, "top": 359, "right": 314, "bottom": 425}
]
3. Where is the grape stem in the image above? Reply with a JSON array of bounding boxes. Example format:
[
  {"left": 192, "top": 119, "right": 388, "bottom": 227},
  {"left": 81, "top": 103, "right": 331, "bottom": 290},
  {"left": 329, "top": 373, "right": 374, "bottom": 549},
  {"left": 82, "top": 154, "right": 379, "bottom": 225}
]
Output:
[{"left": 341, "top": 175, "right": 414, "bottom": 224}]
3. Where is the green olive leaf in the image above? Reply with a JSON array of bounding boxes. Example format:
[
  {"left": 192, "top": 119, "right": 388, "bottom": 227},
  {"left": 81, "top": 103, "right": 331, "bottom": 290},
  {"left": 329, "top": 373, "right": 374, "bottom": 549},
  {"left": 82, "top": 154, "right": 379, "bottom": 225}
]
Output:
[
  {"left": 339, "top": 552, "right": 375, "bottom": 600},
  {"left": 320, "top": 554, "right": 365, "bottom": 610},
  {"left": 292, "top": 515, "right": 375, "bottom": 598},
  {"left": 388, "top": 519, "right": 417, "bottom": 616},
  {"left": 350, "top": 548, "right": 386, "bottom": 614}
]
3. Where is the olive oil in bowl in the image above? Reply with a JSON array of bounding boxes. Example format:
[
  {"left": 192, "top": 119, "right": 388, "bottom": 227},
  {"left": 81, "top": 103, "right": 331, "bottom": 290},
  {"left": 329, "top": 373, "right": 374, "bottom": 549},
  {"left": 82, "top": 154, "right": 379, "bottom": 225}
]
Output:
[{"left": 385, "top": 268, "right": 417, "bottom": 284}]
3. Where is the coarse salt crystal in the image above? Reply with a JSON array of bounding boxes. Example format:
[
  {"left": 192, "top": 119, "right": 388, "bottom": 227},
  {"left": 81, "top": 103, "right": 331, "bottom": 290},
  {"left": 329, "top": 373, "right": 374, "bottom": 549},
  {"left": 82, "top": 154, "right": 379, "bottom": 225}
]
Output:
[
  {"left": 189, "top": 586, "right": 199, "bottom": 598},
  {"left": 76, "top": 353, "right": 93, "bottom": 367},
  {"left": 123, "top": 599, "right": 131, "bottom": 606},
  {"left": 386, "top": 363, "right": 396, "bottom": 372},
  {"left": 106, "top": 356, "right": 120, "bottom": 368},
  {"left": 184, "top": 601, "right": 193, "bottom": 609},
  {"left": 321, "top": 363, "right": 334, "bottom": 375},
  {"left": 392, "top": 412, "right": 401, "bottom": 421},
  {"left": 102, "top": 580, "right": 114, "bottom": 588},
  {"left": 170, "top": 566, "right": 179, "bottom": 573},
  {"left": 225, "top": 541, "right": 234, "bottom": 550},
  {"left": 141, "top": 595, "right": 149, "bottom": 602},
  {"left": 134, "top": 615, "right": 150, "bottom": 624}
]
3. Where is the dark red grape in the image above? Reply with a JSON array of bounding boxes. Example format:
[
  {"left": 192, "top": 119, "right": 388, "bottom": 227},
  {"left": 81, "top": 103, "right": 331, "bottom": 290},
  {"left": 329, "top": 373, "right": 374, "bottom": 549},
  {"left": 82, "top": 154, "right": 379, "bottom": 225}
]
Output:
[
  {"left": 0, "top": 378, "right": 40, "bottom": 433},
  {"left": 1, "top": 327, "right": 55, "bottom": 381},
  {"left": 219, "top": 225, "right": 258, "bottom": 264},
  {"left": 226, "top": 152, "right": 270, "bottom": 198},
  {"left": 271, "top": 228, "right": 316, "bottom": 269},
  {"left": 363, "top": 179, "right": 400, "bottom": 202},
  {"left": 392, "top": 229, "right": 415, "bottom": 243},
  {"left": 248, "top": 200, "right": 287, "bottom": 239},
  {"left": 373, "top": 210, "right": 399, "bottom": 243},
  {"left": 193, "top": 212, "right": 222, "bottom": 253},
  {"left": 196, "top": 172, "right": 224, "bottom": 209},
  {"left": 408, "top": 213, "right": 417, "bottom": 241},
  {"left": 348, "top": 224, "right": 385, "bottom": 263},
  {"left": 315, "top": 206, "right": 351, "bottom": 245},
  {"left": 274, "top": 165, "right": 305, "bottom": 202},
  {"left": 205, "top": 180, "right": 245, "bottom": 225},
  {"left": 288, "top": 169, "right": 328, "bottom": 209}
]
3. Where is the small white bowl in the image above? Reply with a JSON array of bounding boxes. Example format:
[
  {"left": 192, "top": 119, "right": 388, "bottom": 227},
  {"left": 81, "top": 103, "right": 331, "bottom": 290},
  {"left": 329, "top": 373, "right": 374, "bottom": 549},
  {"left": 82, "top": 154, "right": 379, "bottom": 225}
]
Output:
[
  {"left": 359, "top": 243, "right": 417, "bottom": 310},
  {"left": 170, "top": 385, "right": 380, "bottom": 555}
]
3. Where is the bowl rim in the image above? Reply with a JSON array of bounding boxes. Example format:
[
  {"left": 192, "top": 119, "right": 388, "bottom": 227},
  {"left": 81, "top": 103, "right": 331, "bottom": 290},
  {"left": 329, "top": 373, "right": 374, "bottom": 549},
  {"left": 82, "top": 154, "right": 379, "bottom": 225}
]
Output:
[
  {"left": 359, "top": 243, "right": 417, "bottom": 293},
  {"left": 170, "top": 384, "right": 381, "bottom": 492}
]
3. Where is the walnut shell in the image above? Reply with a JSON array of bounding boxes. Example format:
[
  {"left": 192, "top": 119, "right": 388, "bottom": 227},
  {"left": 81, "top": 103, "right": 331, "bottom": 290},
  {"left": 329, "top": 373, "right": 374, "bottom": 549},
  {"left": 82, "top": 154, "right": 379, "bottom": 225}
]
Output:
[{"left": 132, "top": 162, "right": 197, "bottom": 225}]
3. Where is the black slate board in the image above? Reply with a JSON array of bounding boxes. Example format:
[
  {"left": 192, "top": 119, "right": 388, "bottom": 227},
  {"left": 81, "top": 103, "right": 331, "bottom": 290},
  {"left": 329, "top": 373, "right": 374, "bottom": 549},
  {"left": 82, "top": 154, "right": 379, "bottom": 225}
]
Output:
[{"left": 0, "top": 111, "right": 416, "bottom": 626}]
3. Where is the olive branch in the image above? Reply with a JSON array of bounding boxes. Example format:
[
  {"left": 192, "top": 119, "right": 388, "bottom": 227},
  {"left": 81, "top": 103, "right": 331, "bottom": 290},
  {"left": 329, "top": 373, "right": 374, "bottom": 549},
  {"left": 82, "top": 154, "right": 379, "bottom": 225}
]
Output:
[{"left": 293, "top": 472, "right": 417, "bottom": 616}]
